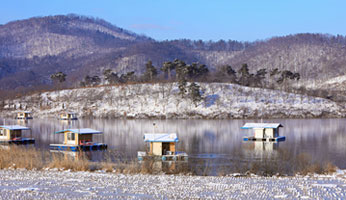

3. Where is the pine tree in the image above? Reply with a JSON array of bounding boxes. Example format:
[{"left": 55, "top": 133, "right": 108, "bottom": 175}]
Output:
[
  {"left": 50, "top": 72, "right": 67, "bottom": 83},
  {"left": 161, "top": 61, "right": 174, "bottom": 80},
  {"left": 238, "top": 64, "right": 252, "bottom": 86},
  {"left": 188, "top": 82, "right": 202, "bottom": 107},
  {"left": 178, "top": 78, "right": 187, "bottom": 97},
  {"left": 144, "top": 60, "right": 157, "bottom": 81}
]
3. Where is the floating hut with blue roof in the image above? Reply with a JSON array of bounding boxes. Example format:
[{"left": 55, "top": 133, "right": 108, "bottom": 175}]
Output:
[
  {"left": 0, "top": 125, "right": 35, "bottom": 144},
  {"left": 138, "top": 133, "right": 188, "bottom": 161},
  {"left": 241, "top": 123, "right": 285, "bottom": 142},
  {"left": 49, "top": 128, "right": 107, "bottom": 151}
]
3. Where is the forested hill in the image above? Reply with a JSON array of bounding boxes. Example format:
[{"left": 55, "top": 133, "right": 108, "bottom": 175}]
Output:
[{"left": 1, "top": 14, "right": 346, "bottom": 92}]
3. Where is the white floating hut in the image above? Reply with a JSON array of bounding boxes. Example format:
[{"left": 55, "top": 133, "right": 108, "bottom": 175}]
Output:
[
  {"left": 241, "top": 123, "right": 285, "bottom": 142},
  {"left": 138, "top": 133, "right": 188, "bottom": 161}
]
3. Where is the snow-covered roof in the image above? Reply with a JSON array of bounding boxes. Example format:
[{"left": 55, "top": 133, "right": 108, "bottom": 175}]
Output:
[
  {"left": 241, "top": 123, "right": 283, "bottom": 129},
  {"left": 55, "top": 128, "right": 102, "bottom": 135},
  {"left": 17, "top": 111, "right": 31, "bottom": 113},
  {"left": 144, "top": 133, "right": 178, "bottom": 142},
  {"left": 0, "top": 125, "right": 30, "bottom": 130}
]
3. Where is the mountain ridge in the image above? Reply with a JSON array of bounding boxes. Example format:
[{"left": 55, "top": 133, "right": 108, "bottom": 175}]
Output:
[{"left": 0, "top": 14, "right": 345, "bottom": 92}]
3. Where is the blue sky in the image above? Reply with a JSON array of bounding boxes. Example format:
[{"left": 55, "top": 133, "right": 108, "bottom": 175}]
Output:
[{"left": 1, "top": 0, "right": 345, "bottom": 41}]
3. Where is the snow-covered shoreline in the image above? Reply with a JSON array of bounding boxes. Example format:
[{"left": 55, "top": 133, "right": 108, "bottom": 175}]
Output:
[
  {"left": 0, "top": 169, "right": 345, "bottom": 199},
  {"left": 1, "top": 82, "right": 345, "bottom": 119}
]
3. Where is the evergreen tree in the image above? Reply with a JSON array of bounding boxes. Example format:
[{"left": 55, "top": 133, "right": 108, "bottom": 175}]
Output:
[
  {"left": 238, "top": 64, "right": 252, "bottom": 86},
  {"left": 254, "top": 68, "right": 267, "bottom": 87},
  {"left": 220, "top": 65, "right": 237, "bottom": 83},
  {"left": 50, "top": 72, "right": 66, "bottom": 83},
  {"left": 119, "top": 71, "right": 136, "bottom": 83},
  {"left": 188, "top": 82, "right": 202, "bottom": 107},
  {"left": 82, "top": 75, "right": 101, "bottom": 86},
  {"left": 175, "top": 59, "right": 188, "bottom": 81},
  {"left": 178, "top": 78, "right": 187, "bottom": 97},
  {"left": 144, "top": 60, "right": 157, "bottom": 81},
  {"left": 161, "top": 61, "right": 175, "bottom": 80},
  {"left": 103, "top": 69, "right": 120, "bottom": 84}
]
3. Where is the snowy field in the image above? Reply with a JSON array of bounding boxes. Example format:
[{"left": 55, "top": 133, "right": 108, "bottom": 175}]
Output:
[{"left": 0, "top": 169, "right": 345, "bottom": 199}]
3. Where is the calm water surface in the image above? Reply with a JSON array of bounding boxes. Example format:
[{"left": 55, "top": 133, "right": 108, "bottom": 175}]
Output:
[{"left": 2, "top": 118, "right": 346, "bottom": 169}]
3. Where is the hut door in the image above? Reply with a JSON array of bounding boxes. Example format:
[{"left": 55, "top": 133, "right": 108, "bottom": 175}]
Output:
[{"left": 162, "top": 143, "right": 170, "bottom": 155}]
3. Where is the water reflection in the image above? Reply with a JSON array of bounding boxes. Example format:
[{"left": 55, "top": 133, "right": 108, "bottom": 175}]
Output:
[{"left": 0, "top": 118, "right": 345, "bottom": 169}]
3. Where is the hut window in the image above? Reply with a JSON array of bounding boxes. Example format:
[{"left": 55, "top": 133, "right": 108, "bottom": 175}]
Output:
[
  {"left": 67, "top": 132, "right": 75, "bottom": 141},
  {"left": 0, "top": 129, "right": 5, "bottom": 136}
]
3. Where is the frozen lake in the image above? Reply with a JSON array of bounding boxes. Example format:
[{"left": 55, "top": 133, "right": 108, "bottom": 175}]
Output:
[{"left": 1, "top": 118, "right": 346, "bottom": 172}]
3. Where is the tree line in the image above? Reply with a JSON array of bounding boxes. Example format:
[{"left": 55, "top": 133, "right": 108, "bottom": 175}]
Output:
[{"left": 50, "top": 59, "right": 301, "bottom": 90}]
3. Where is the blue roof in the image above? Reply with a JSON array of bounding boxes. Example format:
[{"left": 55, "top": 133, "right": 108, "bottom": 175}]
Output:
[
  {"left": 0, "top": 125, "right": 30, "bottom": 130},
  {"left": 241, "top": 123, "right": 283, "bottom": 129},
  {"left": 55, "top": 128, "right": 102, "bottom": 134},
  {"left": 144, "top": 133, "right": 178, "bottom": 142}
]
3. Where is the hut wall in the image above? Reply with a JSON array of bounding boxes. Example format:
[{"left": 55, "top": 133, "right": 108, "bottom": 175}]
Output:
[
  {"left": 169, "top": 142, "right": 176, "bottom": 154},
  {"left": 6, "top": 129, "right": 10, "bottom": 140},
  {"left": 264, "top": 128, "right": 274, "bottom": 138},
  {"left": 152, "top": 142, "right": 162, "bottom": 156},
  {"left": 254, "top": 128, "right": 264, "bottom": 138},
  {"left": 149, "top": 142, "right": 153, "bottom": 155}
]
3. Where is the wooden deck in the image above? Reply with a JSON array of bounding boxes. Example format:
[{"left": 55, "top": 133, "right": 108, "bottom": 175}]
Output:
[
  {"left": 137, "top": 151, "right": 188, "bottom": 161},
  {"left": 59, "top": 118, "right": 78, "bottom": 120},
  {"left": 243, "top": 136, "right": 286, "bottom": 142},
  {"left": 0, "top": 138, "right": 35, "bottom": 145},
  {"left": 49, "top": 143, "right": 107, "bottom": 152},
  {"left": 15, "top": 117, "right": 33, "bottom": 120}
]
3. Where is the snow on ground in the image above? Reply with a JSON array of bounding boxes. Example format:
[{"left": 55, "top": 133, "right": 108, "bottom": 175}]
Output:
[
  {"left": 1, "top": 82, "right": 345, "bottom": 119},
  {"left": 305, "top": 75, "right": 346, "bottom": 91},
  {"left": 0, "top": 169, "right": 345, "bottom": 199}
]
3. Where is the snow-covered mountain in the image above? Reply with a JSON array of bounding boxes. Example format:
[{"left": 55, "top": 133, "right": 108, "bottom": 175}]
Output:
[
  {"left": 1, "top": 83, "right": 344, "bottom": 119},
  {"left": 1, "top": 14, "right": 346, "bottom": 92}
]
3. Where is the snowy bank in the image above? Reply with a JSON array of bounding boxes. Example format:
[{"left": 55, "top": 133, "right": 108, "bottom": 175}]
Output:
[
  {"left": 1, "top": 82, "right": 345, "bottom": 119},
  {"left": 0, "top": 169, "right": 345, "bottom": 199}
]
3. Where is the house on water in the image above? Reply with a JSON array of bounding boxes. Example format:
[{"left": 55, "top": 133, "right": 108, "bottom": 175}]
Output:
[
  {"left": 15, "top": 111, "right": 33, "bottom": 120},
  {"left": 0, "top": 125, "right": 35, "bottom": 144},
  {"left": 241, "top": 123, "right": 285, "bottom": 142},
  {"left": 137, "top": 133, "right": 188, "bottom": 161},
  {"left": 59, "top": 112, "right": 78, "bottom": 120},
  {"left": 50, "top": 128, "right": 107, "bottom": 151}
]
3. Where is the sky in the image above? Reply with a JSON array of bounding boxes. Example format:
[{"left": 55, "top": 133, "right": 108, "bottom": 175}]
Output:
[{"left": 0, "top": 0, "right": 345, "bottom": 41}]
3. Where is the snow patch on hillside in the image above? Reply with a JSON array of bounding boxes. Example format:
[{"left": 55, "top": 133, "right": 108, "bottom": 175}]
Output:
[{"left": 1, "top": 82, "right": 345, "bottom": 119}]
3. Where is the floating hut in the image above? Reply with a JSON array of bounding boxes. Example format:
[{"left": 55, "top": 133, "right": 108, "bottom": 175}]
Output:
[
  {"left": 241, "top": 123, "right": 285, "bottom": 142},
  {"left": 15, "top": 111, "right": 33, "bottom": 120},
  {"left": 0, "top": 125, "right": 35, "bottom": 144},
  {"left": 137, "top": 133, "right": 188, "bottom": 161},
  {"left": 49, "top": 128, "right": 107, "bottom": 151},
  {"left": 59, "top": 112, "right": 78, "bottom": 120}
]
